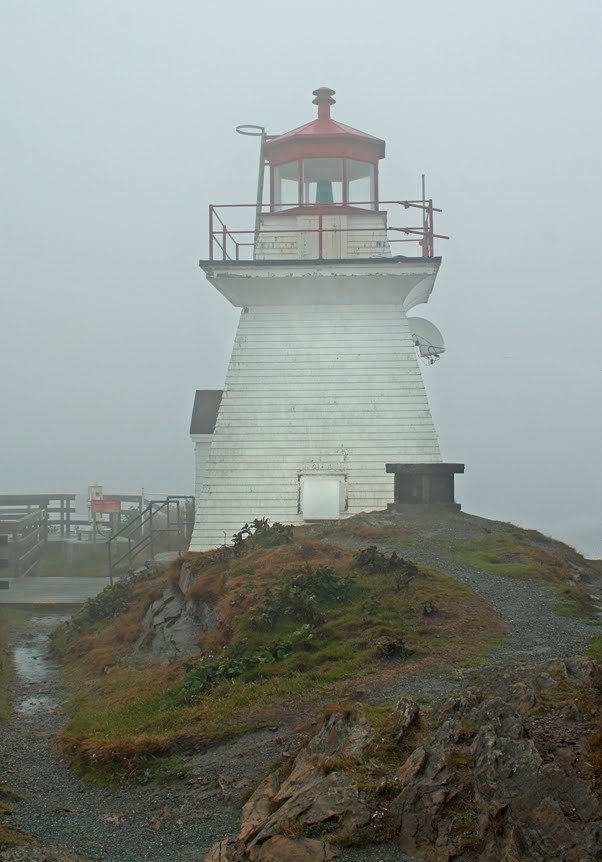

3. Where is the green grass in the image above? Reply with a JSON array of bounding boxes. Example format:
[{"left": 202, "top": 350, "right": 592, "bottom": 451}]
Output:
[
  {"left": 442, "top": 530, "right": 599, "bottom": 619},
  {"left": 457, "top": 634, "right": 508, "bottom": 667},
  {"left": 588, "top": 635, "right": 602, "bottom": 658},
  {"left": 55, "top": 536, "right": 505, "bottom": 783},
  {"left": 0, "top": 608, "right": 32, "bottom": 720},
  {"left": 549, "top": 597, "right": 587, "bottom": 618},
  {"left": 0, "top": 823, "right": 32, "bottom": 852},
  {"left": 0, "top": 783, "right": 32, "bottom": 851}
]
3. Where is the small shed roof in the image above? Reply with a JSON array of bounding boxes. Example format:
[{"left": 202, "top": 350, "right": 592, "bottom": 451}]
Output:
[{"left": 190, "top": 390, "right": 223, "bottom": 435}]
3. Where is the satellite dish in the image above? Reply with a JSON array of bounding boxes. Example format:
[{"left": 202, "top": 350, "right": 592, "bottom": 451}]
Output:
[{"left": 407, "top": 316, "right": 445, "bottom": 364}]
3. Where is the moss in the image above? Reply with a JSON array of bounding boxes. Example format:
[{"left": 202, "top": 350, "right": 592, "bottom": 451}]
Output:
[
  {"left": 455, "top": 718, "right": 481, "bottom": 742},
  {"left": 239, "top": 784, "right": 257, "bottom": 806},
  {"left": 449, "top": 750, "right": 474, "bottom": 769},
  {"left": 152, "top": 755, "right": 192, "bottom": 783},
  {"left": 454, "top": 808, "right": 482, "bottom": 849},
  {"left": 268, "top": 755, "right": 285, "bottom": 772}
]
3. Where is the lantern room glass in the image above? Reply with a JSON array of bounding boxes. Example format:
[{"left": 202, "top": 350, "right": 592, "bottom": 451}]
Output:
[
  {"left": 302, "top": 158, "right": 343, "bottom": 205},
  {"left": 273, "top": 161, "right": 299, "bottom": 211},
  {"left": 272, "top": 157, "right": 378, "bottom": 211},
  {"left": 347, "top": 160, "right": 376, "bottom": 209}
]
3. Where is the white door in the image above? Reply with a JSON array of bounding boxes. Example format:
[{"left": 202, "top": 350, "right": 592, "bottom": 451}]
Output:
[{"left": 301, "top": 477, "right": 341, "bottom": 520}]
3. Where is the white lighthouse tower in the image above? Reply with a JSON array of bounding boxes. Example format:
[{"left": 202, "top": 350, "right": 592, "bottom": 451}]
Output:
[{"left": 190, "top": 88, "right": 449, "bottom": 551}]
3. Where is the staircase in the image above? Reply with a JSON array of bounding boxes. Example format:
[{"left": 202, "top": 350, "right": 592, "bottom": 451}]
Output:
[{"left": 106, "top": 496, "right": 194, "bottom": 583}]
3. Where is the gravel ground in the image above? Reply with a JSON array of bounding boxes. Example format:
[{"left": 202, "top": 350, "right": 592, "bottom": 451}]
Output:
[
  {"left": 1, "top": 613, "right": 418, "bottom": 862},
  {"left": 1, "top": 513, "right": 598, "bottom": 862},
  {"left": 1, "top": 615, "right": 293, "bottom": 862}
]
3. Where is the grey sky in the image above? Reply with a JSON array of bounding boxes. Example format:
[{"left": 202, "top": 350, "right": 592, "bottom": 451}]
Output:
[{"left": 2, "top": 0, "right": 601, "bottom": 553}]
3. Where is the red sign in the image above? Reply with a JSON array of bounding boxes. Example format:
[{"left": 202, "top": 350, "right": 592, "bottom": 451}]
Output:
[{"left": 90, "top": 498, "right": 121, "bottom": 514}]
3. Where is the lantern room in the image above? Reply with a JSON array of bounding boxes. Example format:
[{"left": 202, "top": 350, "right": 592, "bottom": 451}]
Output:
[
  {"left": 254, "top": 87, "right": 391, "bottom": 260},
  {"left": 265, "top": 87, "right": 385, "bottom": 212},
  {"left": 207, "top": 88, "right": 445, "bottom": 262}
]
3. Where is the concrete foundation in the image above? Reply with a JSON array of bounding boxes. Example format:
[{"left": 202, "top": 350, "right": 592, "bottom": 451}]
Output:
[{"left": 386, "top": 462, "right": 465, "bottom": 509}]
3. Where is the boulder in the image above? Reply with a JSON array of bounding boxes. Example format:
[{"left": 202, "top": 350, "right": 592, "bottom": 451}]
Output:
[
  {"left": 203, "top": 708, "right": 373, "bottom": 862},
  {"left": 292, "top": 708, "right": 372, "bottom": 766},
  {"left": 393, "top": 745, "right": 427, "bottom": 788},
  {"left": 203, "top": 840, "right": 239, "bottom": 862},
  {"left": 392, "top": 697, "right": 420, "bottom": 743},
  {"left": 248, "top": 836, "right": 337, "bottom": 861}
]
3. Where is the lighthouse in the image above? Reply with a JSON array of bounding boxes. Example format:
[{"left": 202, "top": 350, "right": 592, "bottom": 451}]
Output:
[{"left": 189, "top": 88, "right": 450, "bottom": 551}]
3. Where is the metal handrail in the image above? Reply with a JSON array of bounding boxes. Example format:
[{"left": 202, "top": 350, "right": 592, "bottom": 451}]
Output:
[
  {"left": 207, "top": 199, "right": 447, "bottom": 262},
  {"left": 106, "top": 496, "right": 195, "bottom": 583}
]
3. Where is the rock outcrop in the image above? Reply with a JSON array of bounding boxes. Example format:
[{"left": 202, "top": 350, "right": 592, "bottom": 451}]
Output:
[
  {"left": 132, "top": 562, "right": 219, "bottom": 664},
  {"left": 204, "top": 657, "right": 602, "bottom": 862},
  {"left": 392, "top": 657, "right": 602, "bottom": 862},
  {"left": 204, "top": 708, "right": 374, "bottom": 861}
]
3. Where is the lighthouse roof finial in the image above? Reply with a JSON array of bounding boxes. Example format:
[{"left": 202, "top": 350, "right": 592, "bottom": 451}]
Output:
[
  {"left": 263, "top": 88, "right": 385, "bottom": 160},
  {"left": 312, "top": 87, "right": 336, "bottom": 119}
]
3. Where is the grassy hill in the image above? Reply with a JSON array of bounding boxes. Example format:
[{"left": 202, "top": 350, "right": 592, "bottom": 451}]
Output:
[{"left": 51, "top": 518, "right": 506, "bottom": 783}]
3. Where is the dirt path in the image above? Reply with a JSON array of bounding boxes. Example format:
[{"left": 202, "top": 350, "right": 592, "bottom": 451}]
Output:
[{"left": 1, "top": 535, "right": 596, "bottom": 862}]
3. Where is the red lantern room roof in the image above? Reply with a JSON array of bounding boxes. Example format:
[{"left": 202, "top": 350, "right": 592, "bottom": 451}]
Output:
[{"left": 263, "top": 87, "right": 386, "bottom": 166}]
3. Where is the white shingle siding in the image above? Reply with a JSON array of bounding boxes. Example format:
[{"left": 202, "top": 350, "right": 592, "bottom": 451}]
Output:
[
  {"left": 190, "top": 304, "right": 440, "bottom": 550},
  {"left": 255, "top": 212, "right": 390, "bottom": 260},
  {"left": 192, "top": 434, "right": 213, "bottom": 501}
]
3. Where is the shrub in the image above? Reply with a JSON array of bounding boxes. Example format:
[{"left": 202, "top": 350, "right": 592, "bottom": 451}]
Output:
[
  {"left": 259, "top": 565, "right": 352, "bottom": 629},
  {"left": 374, "top": 636, "right": 413, "bottom": 659},
  {"left": 354, "top": 546, "right": 419, "bottom": 590},
  {"left": 176, "top": 629, "right": 313, "bottom": 703},
  {"left": 232, "top": 518, "right": 293, "bottom": 550}
]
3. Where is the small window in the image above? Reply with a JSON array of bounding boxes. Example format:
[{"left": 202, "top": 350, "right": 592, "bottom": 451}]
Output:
[
  {"left": 273, "top": 161, "right": 299, "bottom": 211},
  {"left": 347, "top": 159, "right": 375, "bottom": 209},
  {"left": 302, "top": 158, "right": 343, "bottom": 205}
]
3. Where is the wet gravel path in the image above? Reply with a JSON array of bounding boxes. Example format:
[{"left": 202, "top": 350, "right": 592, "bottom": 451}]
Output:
[
  {"left": 1, "top": 529, "right": 597, "bottom": 862},
  {"left": 326, "top": 534, "right": 596, "bottom": 708},
  {"left": 1, "top": 615, "right": 292, "bottom": 862},
  {"left": 405, "top": 544, "right": 594, "bottom": 661}
]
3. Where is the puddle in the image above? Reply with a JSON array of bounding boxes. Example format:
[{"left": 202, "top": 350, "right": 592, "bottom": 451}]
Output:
[
  {"left": 16, "top": 694, "right": 57, "bottom": 715},
  {"left": 13, "top": 615, "right": 68, "bottom": 715}
]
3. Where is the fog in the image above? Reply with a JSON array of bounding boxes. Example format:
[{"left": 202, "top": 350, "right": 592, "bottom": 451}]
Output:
[{"left": 2, "top": 0, "right": 601, "bottom": 555}]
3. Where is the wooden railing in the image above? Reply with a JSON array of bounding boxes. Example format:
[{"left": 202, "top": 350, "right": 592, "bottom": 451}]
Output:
[{"left": 0, "top": 509, "right": 47, "bottom": 577}]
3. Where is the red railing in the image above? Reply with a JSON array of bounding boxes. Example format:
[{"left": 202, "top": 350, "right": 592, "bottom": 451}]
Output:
[{"left": 208, "top": 201, "right": 448, "bottom": 262}]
